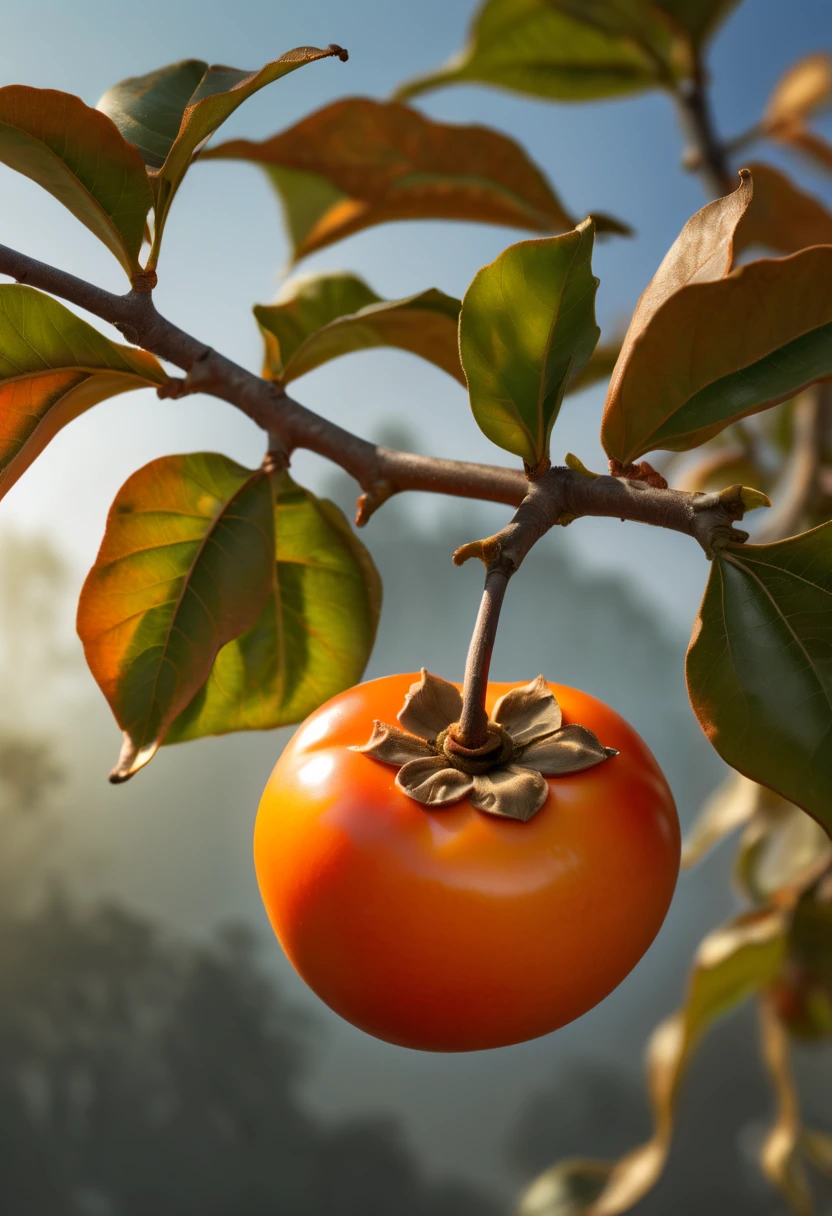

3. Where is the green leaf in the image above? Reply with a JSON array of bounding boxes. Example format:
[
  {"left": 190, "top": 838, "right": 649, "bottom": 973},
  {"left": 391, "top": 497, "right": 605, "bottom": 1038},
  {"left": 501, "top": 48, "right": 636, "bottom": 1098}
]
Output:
[
  {"left": 254, "top": 272, "right": 464, "bottom": 385},
  {"left": 564, "top": 338, "right": 622, "bottom": 396},
  {"left": 686, "top": 524, "right": 832, "bottom": 836},
  {"left": 97, "top": 46, "right": 346, "bottom": 268},
  {"left": 654, "top": 0, "right": 742, "bottom": 47},
  {"left": 0, "top": 86, "right": 152, "bottom": 279},
  {"left": 167, "top": 473, "right": 381, "bottom": 740},
  {"left": 517, "top": 907, "right": 787, "bottom": 1215},
  {"left": 460, "top": 221, "right": 600, "bottom": 465},
  {"left": 539, "top": 0, "right": 677, "bottom": 64},
  {"left": 203, "top": 97, "right": 629, "bottom": 264},
  {"left": 603, "top": 243, "right": 832, "bottom": 461},
  {"left": 0, "top": 285, "right": 167, "bottom": 502},
  {"left": 77, "top": 454, "right": 277, "bottom": 782},
  {"left": 395, "top": 0, "right": 668, "bottom": 103}
]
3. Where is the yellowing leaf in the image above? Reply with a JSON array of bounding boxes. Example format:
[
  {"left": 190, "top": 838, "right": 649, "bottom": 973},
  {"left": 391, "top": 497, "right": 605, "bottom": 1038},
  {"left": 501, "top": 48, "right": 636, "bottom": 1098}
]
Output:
[
  {"left": 762, "top": 53, "right": 832, "bottom": 178},
  {"left": 0, "top": 86, "right": 152, "bottom": 278},
  {"left": 203, "top": 97, "right": 629, "bottom": 263},
  {"left": 763, "top": 52, "right": 832, "bottom": 136},
  {"left": 682, "top": 771, "right": 760, "bottom": 869},
  {"left": 803, "top": 1129, "right": 832, "bottom": 1174},
  {"left": 77, "top": 454, "right": 277, "bottom": 782},
  {"left": 602, "top": 237, "right": 832, "bottom": 462},
  {"left": 167, "top": 473, "right": 380, "bottom": 740},
  {"left": 0, "top": 285, "right": 167, "bottom": 502},
  {"left": 395, "top": 0, "right": 668, "bottom": 103},
  {"left": 254, "top": 272, "right": 463, "bottom": 385},
  {"left": 734, "top": 163, "right": 832, "bottom": 257},
  {"left": 758, "top": 998, "right": 816, "bottom": 1216},
  {"left": 97, "top": 46, "right": 346, "bottom": 267},
  {"left": 460, "top": 222, "right": 600, "bottom": 465},
  {"left": 735, "top": 792, "right": 832, "bottom": 905},
  {"left": 686, "top": 524, "right": 832, "bottom": 837},
  {"left": 517, "top": 908, "right": 787, "bottom": 1215}
]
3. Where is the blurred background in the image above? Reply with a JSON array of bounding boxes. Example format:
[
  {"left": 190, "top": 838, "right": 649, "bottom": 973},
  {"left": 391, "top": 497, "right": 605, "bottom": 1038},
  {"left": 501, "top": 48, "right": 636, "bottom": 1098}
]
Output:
[{"left": 1, "top": 0, "right": 831, "bottom": 1212}]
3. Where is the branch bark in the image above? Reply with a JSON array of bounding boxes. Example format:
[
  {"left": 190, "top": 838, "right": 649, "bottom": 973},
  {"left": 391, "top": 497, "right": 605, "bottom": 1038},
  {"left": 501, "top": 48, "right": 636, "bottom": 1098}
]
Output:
[
  {"left": 675, "top": 60, "right": 733, "bottom": 198},
  {"left": 448, "top": 468, "right": 757, "bottom": 746},
  {"left": 0, "top": 241, "right": 755, "bottom": 554},
  {"left": 0, "top": 242, "right": 526, "bottom": 512}
]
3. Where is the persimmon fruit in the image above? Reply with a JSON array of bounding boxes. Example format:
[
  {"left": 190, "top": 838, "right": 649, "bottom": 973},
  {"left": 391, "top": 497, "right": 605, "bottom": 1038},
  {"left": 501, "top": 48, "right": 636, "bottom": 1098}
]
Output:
[{"left": 254, "top": 673, "right": 680, "bottom": 1052}]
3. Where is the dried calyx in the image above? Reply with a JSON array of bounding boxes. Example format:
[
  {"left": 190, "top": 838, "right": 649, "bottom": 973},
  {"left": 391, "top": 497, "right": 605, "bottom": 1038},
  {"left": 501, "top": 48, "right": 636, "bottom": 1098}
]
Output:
[{"left": 354, "top": 671, "right": 618, "bottom": 822}]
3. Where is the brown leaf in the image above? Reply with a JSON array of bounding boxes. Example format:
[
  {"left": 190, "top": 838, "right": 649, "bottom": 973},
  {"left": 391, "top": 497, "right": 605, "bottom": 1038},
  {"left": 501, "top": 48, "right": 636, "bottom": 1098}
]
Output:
[
  {"left": 761, "top": 53, "right": 832, "bottom": 178},
  {"left": 202, "top": 97, "right": 629, "bottom": 263},
  {"left": 763, "top": 53, "right": 832, "bottom": 136},
  {"left": 779, "top": 127, "right": 832, "bottom": 176},
  {"left": 606, "top": 168, "right": 752, "bottom": 432},
  {"left": 734, "top": 163, "right": 832, "bottom": 257},
  {"left": 602, "top": 243, "right": 832, "bottom": 461}
]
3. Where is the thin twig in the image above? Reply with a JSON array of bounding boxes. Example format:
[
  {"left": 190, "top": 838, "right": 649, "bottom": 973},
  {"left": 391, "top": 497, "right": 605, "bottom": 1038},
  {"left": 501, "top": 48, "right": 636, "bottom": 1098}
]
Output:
[
  {"left": 674, "top": 60, "right": 733, "bottom": 197},
  {"left": 0, "top": 242, "right": 758, "bottom": 550},
  {"left": 757, "top": 383, "right": 829, "bottom": 543},
  {"left": 449, "top": 469, "right": 756, "bottom": 746}
]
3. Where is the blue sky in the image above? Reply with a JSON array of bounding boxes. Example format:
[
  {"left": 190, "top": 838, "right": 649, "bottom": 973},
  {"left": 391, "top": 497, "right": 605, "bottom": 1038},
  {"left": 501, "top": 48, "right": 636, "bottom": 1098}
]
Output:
[{"left": 1, "top": 0, "right": 830, "bottom": 627}]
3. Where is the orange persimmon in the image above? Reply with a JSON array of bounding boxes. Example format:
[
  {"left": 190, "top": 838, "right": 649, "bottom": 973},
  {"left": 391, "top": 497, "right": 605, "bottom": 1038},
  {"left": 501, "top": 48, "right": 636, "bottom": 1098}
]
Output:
[{"left": 255, "top": 674, "right": 679, "bottom": 1052}]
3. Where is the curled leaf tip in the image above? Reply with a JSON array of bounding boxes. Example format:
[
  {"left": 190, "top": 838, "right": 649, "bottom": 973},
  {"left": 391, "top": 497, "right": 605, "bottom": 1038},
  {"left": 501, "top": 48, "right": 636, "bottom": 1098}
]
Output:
[
  {"left": 327, "top": 44, "right": 349, "bottom": 62},
  {"left": 109, "top": 736, "right": 158, "bottom": 784}
]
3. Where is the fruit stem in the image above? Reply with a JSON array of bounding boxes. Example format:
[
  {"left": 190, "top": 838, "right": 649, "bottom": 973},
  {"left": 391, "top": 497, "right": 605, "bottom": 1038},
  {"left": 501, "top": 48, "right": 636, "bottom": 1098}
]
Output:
[{"left": 455, "top": 566, "right": 510, "bottom": 750}]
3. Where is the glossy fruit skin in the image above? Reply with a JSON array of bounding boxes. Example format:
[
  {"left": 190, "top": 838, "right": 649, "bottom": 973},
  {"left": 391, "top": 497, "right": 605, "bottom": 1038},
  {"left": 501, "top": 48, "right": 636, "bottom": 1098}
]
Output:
[{"left": 255, "top": 674, "right": 680, "bottom": 1052}]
